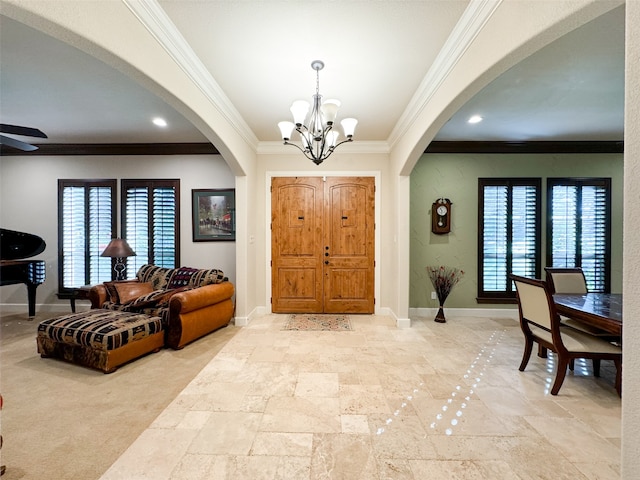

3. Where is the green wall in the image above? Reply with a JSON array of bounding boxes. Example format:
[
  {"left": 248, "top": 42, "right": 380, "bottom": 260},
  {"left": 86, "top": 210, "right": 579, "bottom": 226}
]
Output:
[{"left": 410, "top": 152, "right": 624, "bottom": 309}]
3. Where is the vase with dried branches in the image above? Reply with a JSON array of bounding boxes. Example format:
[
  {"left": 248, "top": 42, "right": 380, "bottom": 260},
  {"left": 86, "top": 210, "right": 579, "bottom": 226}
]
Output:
[{"left": 426, "top": 265, "right": 465, "bottom": 323}]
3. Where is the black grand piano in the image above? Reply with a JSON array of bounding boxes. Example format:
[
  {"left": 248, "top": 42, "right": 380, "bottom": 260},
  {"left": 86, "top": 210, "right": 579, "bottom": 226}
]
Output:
[{"left": 0, "top": 228, "right": 46, "bottom": 317}]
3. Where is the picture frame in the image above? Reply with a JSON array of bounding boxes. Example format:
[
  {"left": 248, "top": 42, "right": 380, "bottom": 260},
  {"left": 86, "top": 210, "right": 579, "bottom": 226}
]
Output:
[{"left": 192, "top": 189, "right": 236, "bottom": 241}]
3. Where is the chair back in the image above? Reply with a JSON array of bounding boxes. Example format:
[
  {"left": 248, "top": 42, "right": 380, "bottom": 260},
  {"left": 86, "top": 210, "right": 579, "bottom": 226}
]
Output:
[
  {"left": 544, "top": 267, "right": 587, "bottom": 294},
  {"left": 511, "top": 275, "right": 621, "bottom": 397},
  {"left": 511, "top": 275, "right": 555, "bottom": 331}
]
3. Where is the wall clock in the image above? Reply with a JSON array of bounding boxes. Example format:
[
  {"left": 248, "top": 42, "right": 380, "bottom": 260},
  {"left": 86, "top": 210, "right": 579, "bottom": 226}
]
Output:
[{"left": 431, "top": 198, "right": 451, "bottom": 234}]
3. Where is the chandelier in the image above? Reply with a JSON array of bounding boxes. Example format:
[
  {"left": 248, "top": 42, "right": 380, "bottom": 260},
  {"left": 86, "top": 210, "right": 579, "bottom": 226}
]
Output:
[{"left": 278, "top": 60, "right": 357, "bottom": 165}]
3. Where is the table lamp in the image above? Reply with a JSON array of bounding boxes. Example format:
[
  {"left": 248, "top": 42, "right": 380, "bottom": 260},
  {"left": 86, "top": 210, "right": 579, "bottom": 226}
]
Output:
[{"left": 101, "top": 238, "right": 136, "bottom": 281}]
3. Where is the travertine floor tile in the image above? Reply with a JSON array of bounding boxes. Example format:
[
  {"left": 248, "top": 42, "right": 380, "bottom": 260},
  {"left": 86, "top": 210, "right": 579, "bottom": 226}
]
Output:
[{"left": 101, "top": 314, "right": 621, "bottom": 480}]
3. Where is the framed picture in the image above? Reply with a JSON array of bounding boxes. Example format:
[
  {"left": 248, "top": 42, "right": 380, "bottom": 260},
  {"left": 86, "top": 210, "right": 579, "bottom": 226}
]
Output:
[{"left": 192, "top": 189, "right": 236, "bottom": 241}]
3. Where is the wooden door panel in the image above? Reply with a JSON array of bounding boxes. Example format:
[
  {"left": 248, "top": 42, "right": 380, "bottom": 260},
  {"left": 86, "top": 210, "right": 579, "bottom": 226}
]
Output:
[
  {"left": 327, "top": 185, "right": 368, "bottom": 257},
  {"left": 271, "top": 177, "right": 323, "bottom": 313},
  {"left": 324, "top": 177, "right": 375, "bottom": 314},
  {"left": 272, "top": 176, "right": 374, "bottom": 314},
  {"left": 325, "top": 268, "right": 369, "bottom": 313},
  {"left": 275, "top": 267, "right": 320, "bottom": 310},
  {"left": 280, "top": 201, "right": 315, "bottom": 255}
]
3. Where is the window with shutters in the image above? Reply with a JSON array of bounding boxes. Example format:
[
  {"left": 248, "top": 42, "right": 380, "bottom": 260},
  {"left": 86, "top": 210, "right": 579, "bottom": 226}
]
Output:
[
  {"left": 121, "top": 179, "right": 180, "bottom": 278},
  {"left": 58, "top": 179, "right": 116, "bottom": 293},
  {"left": 478, "top": 178, "right": 541, "bottom": 301},
  {"left": 547, "top": 178, "right": 611, "bottom": 292}
]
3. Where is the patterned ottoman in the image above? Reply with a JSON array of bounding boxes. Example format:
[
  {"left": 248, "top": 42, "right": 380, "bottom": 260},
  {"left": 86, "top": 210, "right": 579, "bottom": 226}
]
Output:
[{"left": 37, "top": 309, "right": 164, "bottom": 373}]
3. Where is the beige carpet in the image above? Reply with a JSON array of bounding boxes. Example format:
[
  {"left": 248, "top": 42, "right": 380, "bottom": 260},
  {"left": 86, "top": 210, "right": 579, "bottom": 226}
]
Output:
[{"left": 0, "top": 308, "right": 239, "bottom": 480}]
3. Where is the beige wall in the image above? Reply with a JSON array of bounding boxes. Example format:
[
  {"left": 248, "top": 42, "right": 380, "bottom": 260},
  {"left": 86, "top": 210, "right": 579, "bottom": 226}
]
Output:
[
  {"left": 0, "top": 154, "right": 235, "bottom": 310},
  {"left": 410, "top": 153, "right": 624, "bottom": 309},
  {"left": 251, "top": 149, "right": 396, "bottom": 321}
]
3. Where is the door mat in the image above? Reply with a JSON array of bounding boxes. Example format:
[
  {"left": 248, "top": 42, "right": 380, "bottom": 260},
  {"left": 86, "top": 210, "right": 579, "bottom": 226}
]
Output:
[{"left": 282, "top": 314, "right": 352, "bottom": 331}]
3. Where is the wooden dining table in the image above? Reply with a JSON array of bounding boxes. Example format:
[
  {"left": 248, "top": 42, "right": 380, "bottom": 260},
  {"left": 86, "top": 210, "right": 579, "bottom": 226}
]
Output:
[{"left": 553, "top": 293, "right": 622, "bottom": 336}]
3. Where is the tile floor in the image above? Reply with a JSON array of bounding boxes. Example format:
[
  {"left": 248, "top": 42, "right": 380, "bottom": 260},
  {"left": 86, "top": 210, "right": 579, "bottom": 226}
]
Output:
[{"left": 100, "top": 314, "right": 621, "bottom": 479}]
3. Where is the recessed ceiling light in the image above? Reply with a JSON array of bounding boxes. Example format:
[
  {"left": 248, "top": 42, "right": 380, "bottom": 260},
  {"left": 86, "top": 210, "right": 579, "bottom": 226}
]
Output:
[
  {"left": 152, "top": 117, "right": 167, "bottom": 127},
  {"left": 468, "top": 115, "right": 483, "bottom": 124}
]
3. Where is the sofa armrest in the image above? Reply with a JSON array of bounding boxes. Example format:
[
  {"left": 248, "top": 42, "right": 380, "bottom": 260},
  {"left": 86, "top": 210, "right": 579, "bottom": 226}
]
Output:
[
  {"left": 169, "top": 281, "right": 234, "bottom": 315},
  {"left": 89, "top": 284, "right": 109, "bottom": 309}
]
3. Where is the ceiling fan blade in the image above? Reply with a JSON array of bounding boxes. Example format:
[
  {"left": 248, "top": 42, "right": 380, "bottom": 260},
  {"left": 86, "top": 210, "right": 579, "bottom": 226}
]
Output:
[
  {"left": 0, "top": 134, "right": 39, "bottom": 151},
  {"left": 0, "top": 123, "right": 48, "bottom": 138}
]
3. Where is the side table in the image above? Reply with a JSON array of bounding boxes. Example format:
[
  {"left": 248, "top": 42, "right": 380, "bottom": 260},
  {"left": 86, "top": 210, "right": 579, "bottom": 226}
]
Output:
[{"left": 56, "top": 285, "right": 93, "bottom": 312}]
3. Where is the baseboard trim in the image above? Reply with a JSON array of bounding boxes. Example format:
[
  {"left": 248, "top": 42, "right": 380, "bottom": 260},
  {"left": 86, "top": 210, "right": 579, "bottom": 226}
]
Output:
[
  {"left": 409, "top": 307, "right": 519, "bottom": 320},
  {"left": 0, "top": 303, "right": 85, "bottom": 316},
  {"left": 0, "top": 304, "right": 520, "bottom": 325}
]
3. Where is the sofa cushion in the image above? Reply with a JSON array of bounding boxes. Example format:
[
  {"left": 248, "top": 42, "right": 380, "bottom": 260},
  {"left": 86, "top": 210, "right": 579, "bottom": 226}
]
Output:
[
  {"left": 104, "top": 280, "right": 131, "bottom": 303},
  {"left": 104, "top": 281, "right": 154, "bottom": 304},
  {"left": 136, "top": 264, "right": 173, "bottom": 290}
]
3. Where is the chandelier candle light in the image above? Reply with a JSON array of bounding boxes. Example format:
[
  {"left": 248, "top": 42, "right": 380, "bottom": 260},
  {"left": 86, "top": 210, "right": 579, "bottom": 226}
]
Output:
[
  {"left": 427, "top": 265, "right": 465, "bottom": 323},
  {"left": 278, "top": 60, "right": 357, "bottom": 165}
]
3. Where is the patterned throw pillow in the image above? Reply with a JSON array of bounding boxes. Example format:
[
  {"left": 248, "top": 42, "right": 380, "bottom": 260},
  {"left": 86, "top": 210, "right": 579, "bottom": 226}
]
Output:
[
  {"left": 167, "top": 267, "right": 199, "bottom": 289},
  {"left": 189, "top": 268, "right": 227, "bottom": 286},
  {"left": 123, "top": 286, "right": 193, "bottom": 310},
  {"left": 136, "top": 264, "right": 172, "bottom": 290}
]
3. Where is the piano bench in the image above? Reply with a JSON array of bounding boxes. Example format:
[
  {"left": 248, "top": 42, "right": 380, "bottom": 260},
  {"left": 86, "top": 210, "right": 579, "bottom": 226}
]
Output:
[{"left": 36, "top": 309, "right": 164, "bottom": 373}]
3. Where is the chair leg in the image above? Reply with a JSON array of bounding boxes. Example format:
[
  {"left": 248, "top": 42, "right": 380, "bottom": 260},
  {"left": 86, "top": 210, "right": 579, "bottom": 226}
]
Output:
[
  {"left": 593, "top": 359, "right": 601, "bottom": 377},
  {"left": 519, "top": 338, "right": 534, "bottom": 371},
  {"left": 537, "top": 344, "right": 548, "bottom": 358},
  {"left": 569, "top": 359, "right": 575, "bottom": 371},
  {"left": 551, "top": 357, "right": 570, "bottom": 395},
  {"left": 614, "top": 358, "right": 622, "bottom": 397}
]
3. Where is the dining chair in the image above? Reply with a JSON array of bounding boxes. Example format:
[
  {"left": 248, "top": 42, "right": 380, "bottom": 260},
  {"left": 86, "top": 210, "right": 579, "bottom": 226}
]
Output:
[
  {"left": 510, "top": 274, "right": 621, "bottom": 396},
  {"left": 544, "top": 267, "right": 588, "bottom": 293},
  {"left": 544, "top": 267, "right": 616, "bottom": 339}
]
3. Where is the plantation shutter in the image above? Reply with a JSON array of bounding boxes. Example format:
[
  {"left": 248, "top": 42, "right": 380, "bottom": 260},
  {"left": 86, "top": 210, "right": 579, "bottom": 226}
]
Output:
[
  {"left": 61, "top": 186, "right": 86, "bottom": 288},
  {"left": 582, "top": 185, "right": 608, "bottom": 291},
  {"left": 478, "top": 179, "right": 541, "bottom": 300},
  {"left": 122, "top": 180, "right": 179, "bottom": 277},
  {"left": 511, "top": 185, "right": 538, "bottom": 278},
  {"left": 58, "top": 180, "right": 116, "bottom": 292},
  {"left": 550, "top": 184, "right": 578, "bottom": 268},
  {"left": 124, "top": 186, "right": 151, "bottom": 275},
  {"left": 88, "top": 186, "right": 115, "bottom": 284},
  {"left": 153, "top": 187, "right": 177, "bottom": 267},
  {"left": 548, "top": 178, "right": 610, "bottom": 292},
  {"left": 482, "top": 185, "right": 508, "bottom": 292}
]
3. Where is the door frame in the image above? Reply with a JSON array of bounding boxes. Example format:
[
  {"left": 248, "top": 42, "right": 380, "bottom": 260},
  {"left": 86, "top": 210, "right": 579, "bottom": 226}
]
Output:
[{"left": 265, "top": 171, "right": 381, "bottom": 314}]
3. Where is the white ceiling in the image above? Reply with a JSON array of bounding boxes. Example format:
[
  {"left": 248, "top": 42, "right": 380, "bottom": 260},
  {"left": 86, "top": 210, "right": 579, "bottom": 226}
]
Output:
[{"left": 0, "top": 2, "right": 625, "bottom": 150}]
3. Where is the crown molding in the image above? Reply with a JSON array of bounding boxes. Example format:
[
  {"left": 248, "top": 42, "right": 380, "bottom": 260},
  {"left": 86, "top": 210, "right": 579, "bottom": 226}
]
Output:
[
  {"left": 388, "top": 0, "right": 502, "bottom": 148},
  {"left": 1, "top": 141, "right": 621, "bottom": 157},
  {"left": 0, "top": 143, "right": 219, "bottom": 156},
  {"left": 425, "top": 140, "right": 624, "bottom": 154},
  {"left": 123, "top": 0, "right": 258, "bottom": 149}
]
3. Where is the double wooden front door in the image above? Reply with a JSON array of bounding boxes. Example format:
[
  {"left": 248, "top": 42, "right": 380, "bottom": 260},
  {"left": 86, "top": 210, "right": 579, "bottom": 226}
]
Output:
[{"left": 271, "top": 176, "right": 375, "bottom": 314}]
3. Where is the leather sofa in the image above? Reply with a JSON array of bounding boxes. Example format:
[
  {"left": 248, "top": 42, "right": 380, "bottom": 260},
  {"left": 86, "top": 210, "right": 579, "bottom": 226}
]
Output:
[{"left": 89, "top": 264, "right": 235, "bottom": 349}]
